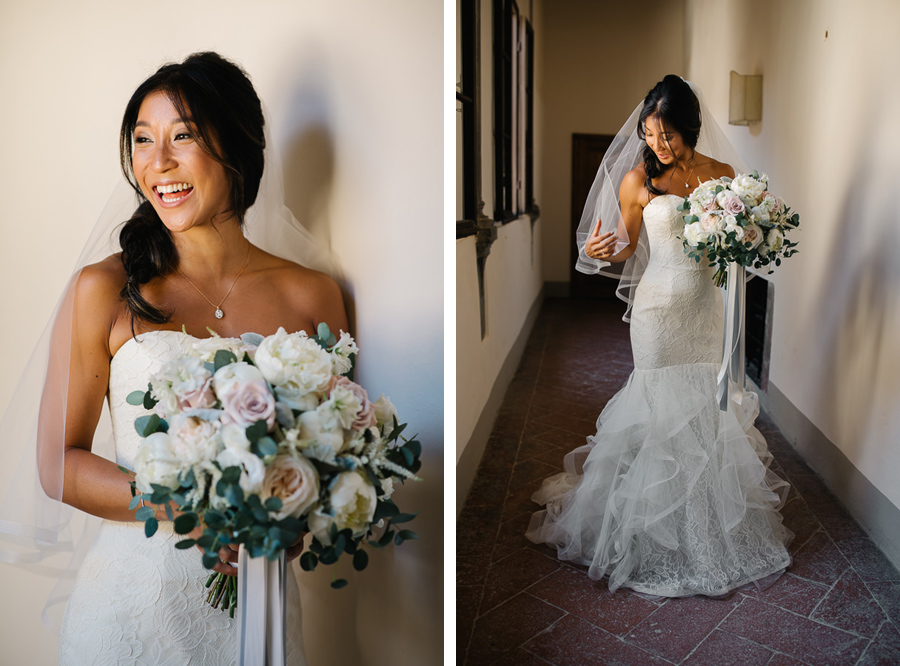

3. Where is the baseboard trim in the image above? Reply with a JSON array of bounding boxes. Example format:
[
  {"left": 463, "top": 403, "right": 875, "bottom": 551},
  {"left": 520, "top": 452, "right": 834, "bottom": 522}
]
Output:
[
  {"left": 456, "top": 287, "right": 544, "bottom": 517},
  {"left": 757, "top": 380, "right": 900, "bottom": 570},
  {"left": 543, "top": 281, "right": 570, "bottom": 299}
]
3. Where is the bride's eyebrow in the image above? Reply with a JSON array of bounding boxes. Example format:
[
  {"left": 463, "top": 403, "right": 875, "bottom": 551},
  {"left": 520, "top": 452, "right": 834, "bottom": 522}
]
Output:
[{"left": 134, "top": 117, "right": 193, "bottom": 128}]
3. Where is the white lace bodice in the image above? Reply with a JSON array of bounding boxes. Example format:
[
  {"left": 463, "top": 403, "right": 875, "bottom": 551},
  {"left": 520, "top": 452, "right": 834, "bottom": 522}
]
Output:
[
  {"left": 59, "top": 330, "right": 306, "bottom": 666},
  {"left": 630, "top": 195, "right": 724, "bottom": 370}
]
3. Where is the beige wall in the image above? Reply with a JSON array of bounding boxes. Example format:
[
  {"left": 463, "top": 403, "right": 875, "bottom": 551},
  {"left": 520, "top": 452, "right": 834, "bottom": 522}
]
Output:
[
  {"left": 456, "top": 0, "right": 545, "bottom": 498},
  {"left": 686, "top": 0, "right": 900, "bottom": 525},
  {"left": 540, "top": 0, "right": 686, "bottom": 284},
  {"left": 0, "top": 1, "right": 442, "bottom": 664}
]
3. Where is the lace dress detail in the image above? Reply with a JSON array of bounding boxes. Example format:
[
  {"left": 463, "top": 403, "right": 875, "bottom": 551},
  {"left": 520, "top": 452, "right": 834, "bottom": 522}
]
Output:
[
  {"left": 58, "top": 331, "right": 306, "bottom": 666},
  {"left": 527, "top": 195, "right": 792, "bottom": 597}
]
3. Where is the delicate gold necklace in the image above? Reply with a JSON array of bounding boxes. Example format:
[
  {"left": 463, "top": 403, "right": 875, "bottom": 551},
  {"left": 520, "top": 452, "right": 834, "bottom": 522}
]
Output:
[
  {"left": 675, "top": 152, "right": 697, "bottom": 189},
  {"left": 178, "top": 242, "right": 251, "bottom": 320}
]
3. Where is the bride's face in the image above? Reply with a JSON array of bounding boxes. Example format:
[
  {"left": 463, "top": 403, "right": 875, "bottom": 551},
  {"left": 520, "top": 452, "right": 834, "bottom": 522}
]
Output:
[
  {"left": 643, "top": 114, "right": 689, "bottom": 166},
  {"left": 131, "top": 91, "right": 234, "bottom": 233}
]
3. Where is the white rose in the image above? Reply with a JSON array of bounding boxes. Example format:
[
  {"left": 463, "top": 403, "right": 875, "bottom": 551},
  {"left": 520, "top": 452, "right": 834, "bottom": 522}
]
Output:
[
  {"left": 729, "top": 174, "right": 767, "bottom": 204},
  {"left": 216, "top": 447, "right": 266, "bottom": 494},
  {"left": 212, "top": 362, "right": 267, "bottom": 399},
  {"left": 254, "top": 328, "right": 333, "bottom": 410},
  {"left": 683, "top": 221, "right": 708, "bottom": 247},
  {"left": 260, "top": 454, "right": 320, "bottom": 520},
  {"left": 329, "top": 331, "right": 359, "bottom": 376},
  {"left": 221, "top": 423, "right": 251, "bottom": 452},
  {"left": 761, "top": 228, "right": 784, "bottom": 257},
  {"left": 134, "top": 432, "right": 183, "bottom": 493},
  {"left": 373, "top": 394, "right": 399, "bottom": 436},
  {"left": 307, "top": 471, "right": 377, "bottom": 544},
  {"left": 723, "top": 215, "right": 744, "bottom": 241},
  {"left": 297, "top": 407, "right": 346, "bottom": 453},
  {"left": 749, "top": 205, "right": 770, "bottom": 225}
]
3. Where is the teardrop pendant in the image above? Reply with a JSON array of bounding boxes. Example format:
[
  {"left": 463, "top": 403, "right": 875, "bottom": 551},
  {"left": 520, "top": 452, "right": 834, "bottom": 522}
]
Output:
[{"left": 215, "top": 308, "right": 224, "bottom": 319}]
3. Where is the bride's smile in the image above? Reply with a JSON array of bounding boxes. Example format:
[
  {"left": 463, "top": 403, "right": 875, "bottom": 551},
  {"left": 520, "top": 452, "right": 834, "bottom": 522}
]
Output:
[{"left": 132, "top": 91, "right": 234, "bottom": 234}]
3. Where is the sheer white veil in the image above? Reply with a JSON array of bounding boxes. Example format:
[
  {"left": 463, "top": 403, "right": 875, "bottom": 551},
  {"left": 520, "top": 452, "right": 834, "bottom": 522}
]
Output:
[
  {"left": 574, "top": 80, "right": 746, "bottom": 321},
  {"left": 0, "top": 108, "right": 336, "bottom": 631}
]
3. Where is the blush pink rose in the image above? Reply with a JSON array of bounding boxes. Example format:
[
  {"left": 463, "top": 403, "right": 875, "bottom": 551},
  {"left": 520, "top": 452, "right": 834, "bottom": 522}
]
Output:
[
  {"left": 220, "top": 381, "right": 276, "bottom": 430},
  {"left": 178, "top": 377, "right": 215, "bottom": 410}
]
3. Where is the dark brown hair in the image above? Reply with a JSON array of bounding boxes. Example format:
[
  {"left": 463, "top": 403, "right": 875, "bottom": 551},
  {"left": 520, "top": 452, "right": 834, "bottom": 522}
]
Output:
[
  {"left": 118, "top": 52, "right": 265, "bottom": 325},
  {"left": 637, "top": 75, "right": 701, "bottom": 196}
]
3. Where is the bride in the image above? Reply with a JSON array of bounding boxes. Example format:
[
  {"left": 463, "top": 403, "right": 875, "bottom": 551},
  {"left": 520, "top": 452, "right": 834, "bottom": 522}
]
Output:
[
  {"left": 6, "top": 52, "right": 346, "bottom": 664},
  {"left": 526, "top": 76, "right": 792, "bottom": 597}
]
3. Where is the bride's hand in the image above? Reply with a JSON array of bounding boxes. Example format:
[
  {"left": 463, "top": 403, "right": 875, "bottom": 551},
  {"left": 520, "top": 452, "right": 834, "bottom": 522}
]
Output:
[
  {"left": 188, "top": 526, "right": 240, "bottom": 577},
  {"left": 585, "top": 224, "right": 618, "bottom": 260},
  {"left": 284, "top": 533, "right": 307, "bottom": 563}
]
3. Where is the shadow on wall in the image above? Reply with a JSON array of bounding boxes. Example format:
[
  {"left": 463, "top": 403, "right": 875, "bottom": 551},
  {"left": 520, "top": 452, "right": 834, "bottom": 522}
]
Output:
[
  {"left": 280, "top": 68, "right": 357, "bottom": 331},
  {"left": 813, "top": 102, "right": 900, "bottom": 468}
]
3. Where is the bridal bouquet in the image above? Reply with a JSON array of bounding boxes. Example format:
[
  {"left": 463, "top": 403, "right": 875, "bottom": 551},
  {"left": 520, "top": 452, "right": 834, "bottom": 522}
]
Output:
[
  {"left": 679, "top": 171, "right": 800, "bottom": 287},
  {"left": 121, "top": 324, "right": 421, "bottom": 616}
]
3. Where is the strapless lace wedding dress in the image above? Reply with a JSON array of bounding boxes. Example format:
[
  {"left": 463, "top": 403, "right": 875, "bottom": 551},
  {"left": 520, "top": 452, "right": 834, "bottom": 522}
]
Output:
[
  {"left": 527, "top": 194, "right": 792, "bottom": 597},
  {"left": 58, "top": 331, "right": 306, "bottom": 665}
]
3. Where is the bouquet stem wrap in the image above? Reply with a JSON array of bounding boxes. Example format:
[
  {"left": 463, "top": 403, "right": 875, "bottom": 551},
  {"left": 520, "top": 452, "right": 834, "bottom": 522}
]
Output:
[
  {"left": 237, "top": 546, "right": 286, "bottom": 666},
  {"left": 717, "top": 263, "right": 747, "bottom": 411}
]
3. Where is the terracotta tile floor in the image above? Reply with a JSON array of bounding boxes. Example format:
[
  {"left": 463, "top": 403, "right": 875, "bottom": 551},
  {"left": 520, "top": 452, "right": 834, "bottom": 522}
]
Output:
[{"left": 458, "top": 298, "right": 900, "bottom": 666}]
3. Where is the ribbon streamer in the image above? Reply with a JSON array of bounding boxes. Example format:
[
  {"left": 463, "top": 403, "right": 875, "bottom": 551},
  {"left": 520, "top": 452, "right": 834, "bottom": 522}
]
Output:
[
  {"left": 237, "top": 545, "right": 286, "bottom": 666},
  {"left": 717, "top": 263, "right": 748, "bottom": 410}
]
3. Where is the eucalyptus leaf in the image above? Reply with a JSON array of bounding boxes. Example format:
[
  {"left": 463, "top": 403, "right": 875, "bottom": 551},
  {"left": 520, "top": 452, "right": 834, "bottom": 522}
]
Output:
[
  {"left": 391, "top": 512, "right": 418, "bottom": 524},
  {"left": 134, "top": 414, "right": 161, "bottom": 437},
  {"left": 300, "top": 551, "right": 318, "bottom": 571},
  {"left": 135, "top": 506, "right": 155, "bottom": 522},
  {"left": 175, "top": 538, "right": 197, "bottom": 550},
  {"left": 144, "top": 517, "right": 158, "bottom": 538},
  {"left": 174, "top": 513, "right": 199, "bottom": 534},
  {"left": 245, "top": 420, "right": 268, "bottom": 444},
  {"left": 214, "top": 349, "right": 238, "bottom": 371},
  {"left": 353, "top": 549, "right": 368, "bottom": 571},
  {"left": 331, "top": 578, "right": 348, "bottom": 589},
  {"left": 126, "top": 390, "right": 146, "bottom": 406},
  {"left": 202, "top": 552, "right": 219, "bottom": 570}
]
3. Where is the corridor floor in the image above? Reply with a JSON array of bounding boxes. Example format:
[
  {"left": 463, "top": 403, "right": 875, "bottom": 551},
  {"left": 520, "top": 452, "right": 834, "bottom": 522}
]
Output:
[{"left": 458, "top": 298, "right": 900, "bottom": 666}]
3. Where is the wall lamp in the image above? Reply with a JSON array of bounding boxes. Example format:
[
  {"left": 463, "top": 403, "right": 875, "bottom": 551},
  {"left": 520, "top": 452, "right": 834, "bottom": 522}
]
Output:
[{"left": 729, "top": 71, "right": 762, "bottom": 125}]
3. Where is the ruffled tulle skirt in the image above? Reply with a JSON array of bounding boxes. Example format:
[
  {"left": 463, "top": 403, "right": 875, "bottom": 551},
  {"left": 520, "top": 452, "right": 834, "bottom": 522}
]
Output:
[{"left": 526, "top": 362, "right": 792, "bottom": 597}]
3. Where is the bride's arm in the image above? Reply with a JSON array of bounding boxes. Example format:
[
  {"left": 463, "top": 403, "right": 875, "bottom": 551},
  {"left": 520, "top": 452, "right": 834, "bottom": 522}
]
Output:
[
  {"left": 585, "top": 168, "right": 645, "bottom": 264},
  {"left": 45, "top": 260, "right": 158, "bottom": 523}
]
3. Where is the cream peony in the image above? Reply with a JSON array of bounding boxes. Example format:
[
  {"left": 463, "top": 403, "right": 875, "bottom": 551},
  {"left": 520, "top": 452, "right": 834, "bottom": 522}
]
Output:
[
  {"left": 254, "top": 328, "right": 333, "bottom": 411},
  {"left": 260, "top": 454, "right": 320, "bottom": 520},
  {"left": 296, "top": 407, "right": 346, "bottom": 453},
  {"left": 729, "top": 174, "right": 767, "bottom": 204},
  {"left": 683, "top": 221, "right": 709, "bottom": 247},
  {"left": 134, "top": 432, "right": 183, "bottom": 493},
  {"left": 307, "top": 471, "right": 377, "bottom": 544},
  {"left": 168, "top": 415, "right": 221, "bottom": 467}
]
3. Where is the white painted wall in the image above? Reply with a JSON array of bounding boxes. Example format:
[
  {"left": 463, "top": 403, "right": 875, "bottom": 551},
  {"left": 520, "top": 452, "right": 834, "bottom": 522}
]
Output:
[
  {"left": 685, "top": 0, "right": 900, "bottom": 512},
  {"left": 539, "top": 0, "right": 686, "bottom": 284},
  {"left": 0, "top": 1, "right": 443, "bottom": 664},
  {"left": 456, "top": 0, "right": 544, "bottom": 476}
]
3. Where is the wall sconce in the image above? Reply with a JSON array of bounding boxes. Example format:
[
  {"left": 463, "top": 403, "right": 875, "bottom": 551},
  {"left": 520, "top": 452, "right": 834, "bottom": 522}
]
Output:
[{"left": 729, "top": 71, "right": 762, "bottom": 125}]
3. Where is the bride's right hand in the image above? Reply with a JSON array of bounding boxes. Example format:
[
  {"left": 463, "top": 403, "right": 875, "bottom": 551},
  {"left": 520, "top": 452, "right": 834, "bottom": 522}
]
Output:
[
  {"left": 188, "top": 525, "right": 239, "bottom": 577},
  {"left": 585, "top": 223, "right": 618, "bottom": 260}
]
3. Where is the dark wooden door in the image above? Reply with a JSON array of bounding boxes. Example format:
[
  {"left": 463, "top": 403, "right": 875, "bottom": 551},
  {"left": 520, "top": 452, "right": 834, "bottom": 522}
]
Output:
[{"left": 570, "top": 133, "right": 621, "bottom": 299}]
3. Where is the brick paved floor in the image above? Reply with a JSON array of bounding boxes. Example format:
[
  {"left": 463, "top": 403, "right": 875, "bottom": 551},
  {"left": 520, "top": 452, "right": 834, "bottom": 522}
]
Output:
[{"left": 458, "top": 298, "right": 900, "bottom": 666}]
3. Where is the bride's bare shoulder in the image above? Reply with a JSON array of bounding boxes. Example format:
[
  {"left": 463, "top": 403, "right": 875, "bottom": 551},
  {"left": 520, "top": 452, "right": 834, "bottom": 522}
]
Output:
[
  {"left": 695, "top": 153, "right": 735, "bottom": 180},
  {"left": 74, "top": 254, "right": 126, "bottom": 301},
  {"left": 254, "top": 250, "right": 344, "bottom": 316}
]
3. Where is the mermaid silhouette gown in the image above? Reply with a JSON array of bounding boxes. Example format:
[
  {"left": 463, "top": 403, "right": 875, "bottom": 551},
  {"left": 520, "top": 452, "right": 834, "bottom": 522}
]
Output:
[
  {"left": 58, "top": 330, "right": 306, "bottom": 665},
  {"left": 527, "top": 194, "right": 792, "bottom": 597}
]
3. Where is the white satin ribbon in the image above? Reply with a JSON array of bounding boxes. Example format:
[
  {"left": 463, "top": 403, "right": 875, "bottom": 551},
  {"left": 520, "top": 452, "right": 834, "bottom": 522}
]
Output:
[
  {"left": 237, "top": 545, "right": 286, "bottom": 666},
  {"left": 716, "top": 263, "right": 748, "bottom": 411}
]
